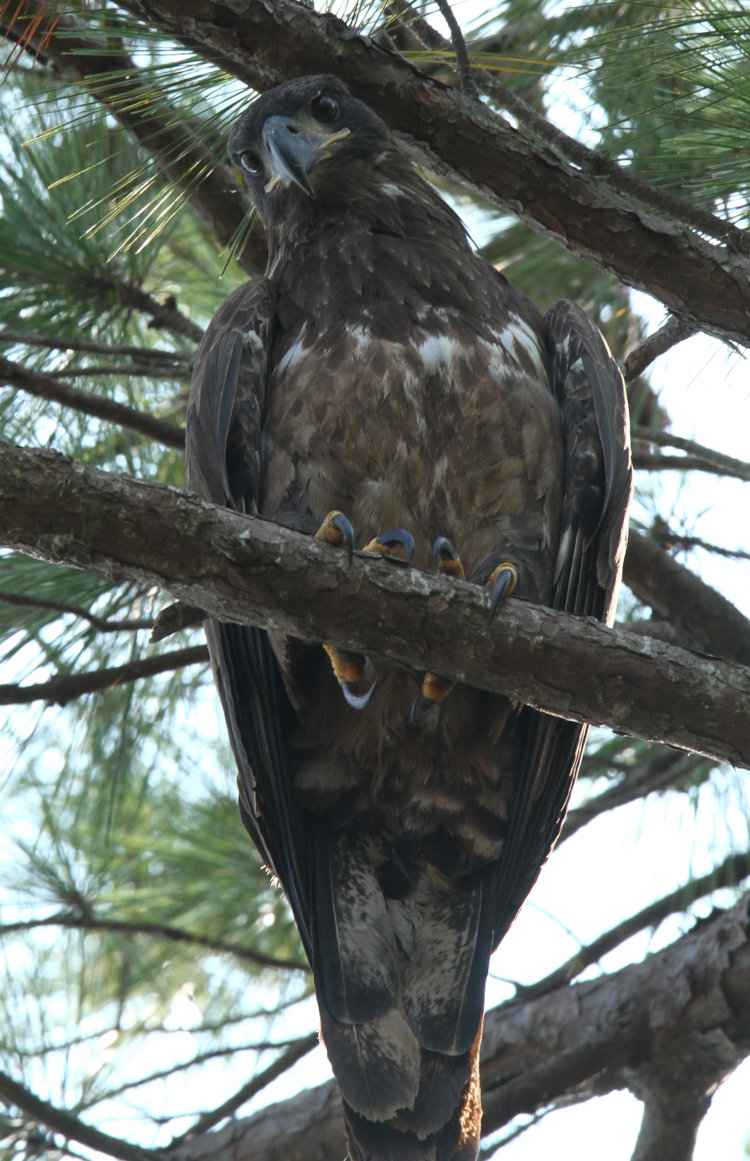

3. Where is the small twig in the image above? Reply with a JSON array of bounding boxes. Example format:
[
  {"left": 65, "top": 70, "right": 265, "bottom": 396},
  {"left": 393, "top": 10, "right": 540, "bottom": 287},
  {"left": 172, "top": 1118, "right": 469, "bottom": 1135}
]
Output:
[
  {"left": 0, "top": 644, "right": 209, "bottom": 706},
  {"left": 0, "top": 589, "right": 154, "bottom": 633},
  {"left": 624, "top": 316, "right": 698, "bottom": 380},
  {"left": 1, "top": 909, "right": 308, "bottom": 973},
  {"left": 46, "top": 363, "right": 190, "bottom": 381},
  {"left": 0, "top": 1068, "right": 156, "bottom": 1161},
  {"left": 518, "top": 847, "right": 750, "bottom": 998},
  {"left": 0, "top": 353, "right": 185, "bottom": 450},
  {"left": 150, "top": 600, "right": 208, "bottom": 642},
  {"left": 632, "top": 451, "right": 750, "bottom": 479},
  {"left": 174, "top": 1033, "right": 319, "bottom": 1140},
  {"left": 631, "top": 425, "right": 750, "bottom": 482},
  {"left": 563, "top": 750, "right": 709, "bottom": 841},
  {"left": 433, "top": 0, "right": 478, "bottom": 97},
  {"left": 650, "top": 531, "right": 750, "bottom": 563},
  {"left": 0, "top": 329, "right": 192, "bottom": 369}
]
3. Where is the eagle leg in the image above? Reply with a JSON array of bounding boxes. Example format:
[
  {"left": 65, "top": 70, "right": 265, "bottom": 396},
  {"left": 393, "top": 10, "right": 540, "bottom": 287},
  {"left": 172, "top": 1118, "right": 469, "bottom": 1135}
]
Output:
[
  {"left": 410, "top": 538, "right": 465, "bottom": 723},
  {"left": 316, "top": 515, "right": 414, "bottom": 709}
]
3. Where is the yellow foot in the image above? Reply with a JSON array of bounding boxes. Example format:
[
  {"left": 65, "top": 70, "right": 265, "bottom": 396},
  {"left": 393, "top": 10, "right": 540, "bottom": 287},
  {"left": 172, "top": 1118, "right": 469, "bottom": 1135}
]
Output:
[
  {"left": 315, "top": 515, "right": 414, "bottom": 709},
  {"left": 411, "top": 538, "right": 465, "bottom": 722}
]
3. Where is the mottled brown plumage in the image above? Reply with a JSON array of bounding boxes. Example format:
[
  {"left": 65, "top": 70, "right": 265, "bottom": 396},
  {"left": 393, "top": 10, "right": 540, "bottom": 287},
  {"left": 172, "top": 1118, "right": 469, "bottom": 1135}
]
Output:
[{"left": 186, "top": 76, "right": 632, "bottom": 1161}]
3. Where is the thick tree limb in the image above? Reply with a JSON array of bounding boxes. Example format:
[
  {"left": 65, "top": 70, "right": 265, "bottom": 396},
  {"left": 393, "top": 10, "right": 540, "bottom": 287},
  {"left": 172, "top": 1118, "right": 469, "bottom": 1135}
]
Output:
[
  {"left": 117, "top": 0, "right": 750, "bottom": 347},
  {"left": 1, "top": 441, "right": 749, "bottom": 766}
]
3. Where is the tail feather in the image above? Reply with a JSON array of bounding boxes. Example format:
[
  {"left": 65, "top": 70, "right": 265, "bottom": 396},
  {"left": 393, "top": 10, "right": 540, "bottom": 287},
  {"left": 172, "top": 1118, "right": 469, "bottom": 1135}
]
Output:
[
  {"left": 340, "top": 1022, "right": 483, "bottom": 1161},
  {"left": 319, "top": 1002, "right": 421, "bottom": 1122},
  {"left": 399, "top": 867, "right": 496, "bottom": 1054},
  {"left": 314, "top": 827, "right": 491, "bottom": 1159}
]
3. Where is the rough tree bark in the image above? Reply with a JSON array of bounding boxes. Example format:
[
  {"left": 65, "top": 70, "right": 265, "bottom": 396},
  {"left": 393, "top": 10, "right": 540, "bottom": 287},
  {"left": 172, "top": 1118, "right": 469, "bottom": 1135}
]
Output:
[{"left": 1, "top": 440, "right": 749, "bottom": 766}]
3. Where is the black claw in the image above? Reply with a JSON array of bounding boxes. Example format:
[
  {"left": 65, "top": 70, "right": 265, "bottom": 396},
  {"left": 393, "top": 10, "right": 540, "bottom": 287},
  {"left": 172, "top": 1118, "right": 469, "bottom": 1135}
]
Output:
[
  {"left": 342, "top": 679, "right": 377, "bottom": 710},
  {"left": 488, "top": 567, "right": 516, "bottom": 624},
  {"left": 410, "top": 694, "right": 436, "bottom": 724},
  {"left": 332, "top": 512, "right": 355, "bottom": 566},
  {"left": 432, "top": 536, "right": 458, "bottom": 565},
  {"left": 376, "top": 528, "right": 415, "bottom": 562}
]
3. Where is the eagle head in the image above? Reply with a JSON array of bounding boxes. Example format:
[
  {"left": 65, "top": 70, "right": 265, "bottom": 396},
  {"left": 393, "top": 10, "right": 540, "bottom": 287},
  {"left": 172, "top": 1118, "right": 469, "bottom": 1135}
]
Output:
[{"left": 228, "top": 75, "right": 394, "bottom": 227}]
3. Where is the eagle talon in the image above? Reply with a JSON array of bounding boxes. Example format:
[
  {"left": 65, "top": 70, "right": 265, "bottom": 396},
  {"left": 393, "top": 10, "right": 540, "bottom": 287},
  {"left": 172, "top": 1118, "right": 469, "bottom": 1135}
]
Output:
[
  {"left": 363, "top": 527, "right": 415, "bottom": 562},
  {"left": 487, "top": 563, "right": 518, "bottom": 624},
  {"left": 432, "top": 537, "right": 466, "bottom": 581},
  {"left": 343, "top": 679, "right": 377, "bottom": 710},
  {"left": 410, "top": 693, "right": 436, "bottom": 724},
  {"left": 316, "top": 510, "right": 354, "bottom": 566}
]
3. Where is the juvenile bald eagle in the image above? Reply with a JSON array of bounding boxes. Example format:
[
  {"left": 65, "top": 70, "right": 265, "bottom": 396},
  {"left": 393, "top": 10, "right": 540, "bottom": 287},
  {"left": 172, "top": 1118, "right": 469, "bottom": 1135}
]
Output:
[{"left": 186, "top": 75, "right": 631, "bottom": 1161}]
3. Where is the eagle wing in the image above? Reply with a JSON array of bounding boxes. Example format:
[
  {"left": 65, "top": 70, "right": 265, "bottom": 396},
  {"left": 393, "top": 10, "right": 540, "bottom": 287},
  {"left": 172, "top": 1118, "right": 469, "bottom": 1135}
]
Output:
[
  {"left": 185, "top": 278, "right": 313, "bottom": 960},
  {"left": 491, "top": 298, "right": 632, "bottom": 944}
]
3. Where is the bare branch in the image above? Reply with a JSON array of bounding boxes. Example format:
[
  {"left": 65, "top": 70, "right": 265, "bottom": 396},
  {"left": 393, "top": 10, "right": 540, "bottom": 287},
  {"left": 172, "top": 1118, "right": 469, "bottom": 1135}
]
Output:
[
  {"left": 631, "top": 427, "right": 750, "bottom": 483},
  {"left": 0, "top": 589, "right": 154, "bottom": 633},
  {"left": 0, "top": 1068, "right": 156, "bottom": 1161},
  {"left": 632, "top": 451, "right": 750, "bottom": 479},
  {"left": 0, "top": 353, "right": 185, "bottom": 449},
  {"left": 0, "top": 644, "right": 209, "bottom": 706},
  {"left": 624, "top": 318, "right": 698, "bottom": 380},
  {"left": 624, "top": 528, "right": 750, "bottom": 667},
  {"left": 178, "top": 1034, "right": 319, "bottom": 1140},
  {"left": 1, "top": 442, "right": 749, "bottom": 766},
  {"left": 523, "top": 848, "right": 750, "bottom": 995},
  {"left": 0, "top": 909, "right": 308, "bottom": 973}
]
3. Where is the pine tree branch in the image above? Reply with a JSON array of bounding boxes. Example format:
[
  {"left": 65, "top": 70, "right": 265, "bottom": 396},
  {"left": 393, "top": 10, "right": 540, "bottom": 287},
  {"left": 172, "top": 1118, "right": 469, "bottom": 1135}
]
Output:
[
  {"left": 0, "top": 910, "right": 308, "bottom": 973},
  {"left": 0, "top": 644, "right": 209, "bottom": 706},
  {"left": 632, "top": 450, "right": 750, "bottom": 479},
  {"left": 0, "top": 589, "right": 153, "bottom": 632},
  {"left": 623, "top": 528, "right": 750, "bottom": 667},
  {"left": 1, "top": 441, "right": 749, "bottom": 766},
  {"left": 0, "top": 1069, "right": 156, "bottom": 1161},
  {"left": 0, "top": 353, "right": 185, "bottom": 449},
  {"left": 522, "top": 847, "right": 750, "bottom": 996},
  {"left": 114, "top": 0, "right": 750, "bottom": 347},
  {"left": 631, "top": 426, "right": 750, "bottom": 482},
  {"left": 0, "top": 1, "right": 267, "bottom": 275}
]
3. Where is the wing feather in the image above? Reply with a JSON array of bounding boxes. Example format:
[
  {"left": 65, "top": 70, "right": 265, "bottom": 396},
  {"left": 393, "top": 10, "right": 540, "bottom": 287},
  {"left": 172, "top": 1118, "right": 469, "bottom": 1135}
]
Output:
[
  {"left": 493, "top": 299, "right": 632, "bottom": 942},
  {"left": 186, "top": 279, "right": 313, "bottom": 959}
]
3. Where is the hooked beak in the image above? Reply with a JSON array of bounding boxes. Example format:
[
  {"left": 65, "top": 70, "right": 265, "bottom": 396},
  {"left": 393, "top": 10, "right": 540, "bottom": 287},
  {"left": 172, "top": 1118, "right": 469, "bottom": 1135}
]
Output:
[{"left": 261, "top": 115, "right": 350, "bottom": 197}]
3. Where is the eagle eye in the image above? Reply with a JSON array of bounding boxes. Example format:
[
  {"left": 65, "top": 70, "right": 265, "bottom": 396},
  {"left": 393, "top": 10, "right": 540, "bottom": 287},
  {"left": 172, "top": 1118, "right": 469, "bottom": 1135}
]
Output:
[
  {"left": 311, "top": 94, "right": 339, "bottom": 124},
  {"left": 239, "top": 151, "right": 263, "bottom": 176}
]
